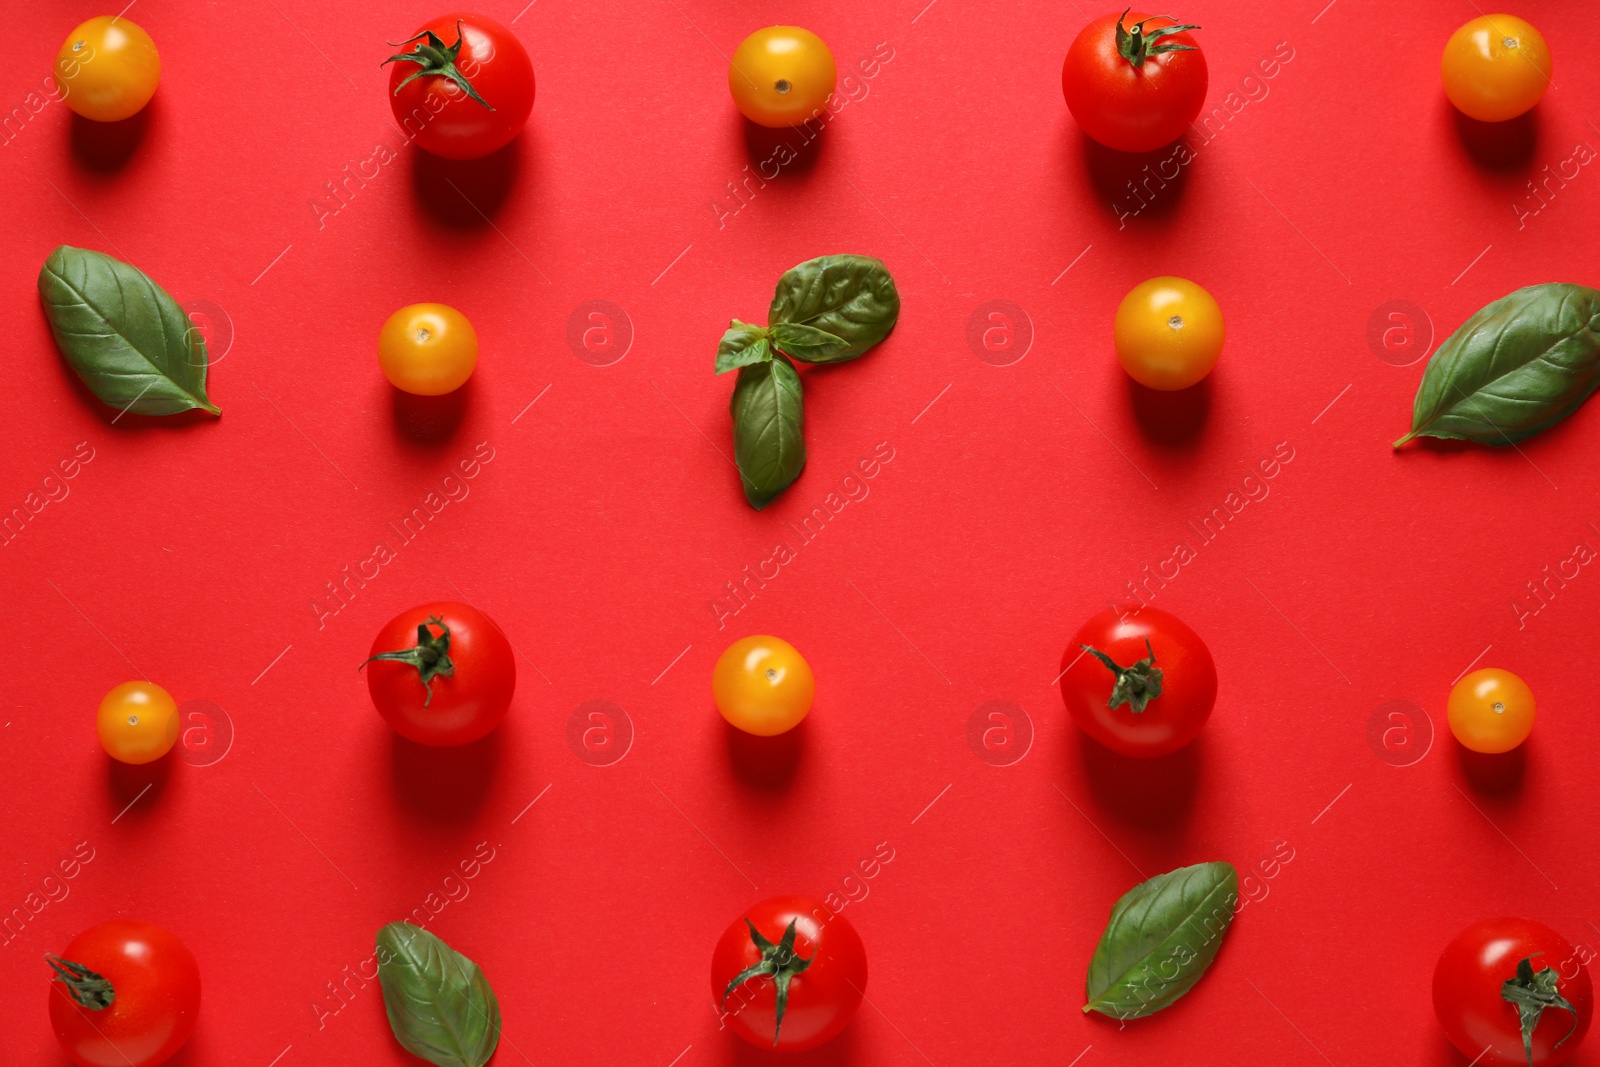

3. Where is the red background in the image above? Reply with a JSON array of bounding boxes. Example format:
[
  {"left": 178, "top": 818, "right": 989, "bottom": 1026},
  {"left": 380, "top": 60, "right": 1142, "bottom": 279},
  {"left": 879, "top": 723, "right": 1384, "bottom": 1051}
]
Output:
[{"left": 4, "top": 1, "right": 1599, "bottom": 1064}]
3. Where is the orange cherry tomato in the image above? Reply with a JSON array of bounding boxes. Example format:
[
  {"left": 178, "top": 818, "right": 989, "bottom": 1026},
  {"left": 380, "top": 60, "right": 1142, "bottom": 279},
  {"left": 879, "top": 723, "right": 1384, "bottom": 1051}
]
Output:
[
  {"left": 1448, "top": 668, "right": 1535, "bottom": 754},
  {"left": 54, "top": 16, "right": 161, "bottom": 123},
  {"left": 1441, "top": 15, "right": 1551, "bottom": 123},
  {"left": 713, "top": 636, "right": 815, "bottom": 736},
  {"left": 97, "top": 682, "right": 178, "bottom": 765},
  {"left": 728, "top": 27, "right": 837, "bottom": 128},
  {"left": 1113, "top": 276, "right": 1224, "bottom": 391},
  {"left": 378, "top": 303, "right": 478, "bottom": 396}
]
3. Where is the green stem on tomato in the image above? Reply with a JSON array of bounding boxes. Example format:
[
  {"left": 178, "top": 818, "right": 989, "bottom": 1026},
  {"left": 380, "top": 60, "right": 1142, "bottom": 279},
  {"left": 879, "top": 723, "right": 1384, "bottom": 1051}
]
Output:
[
  {"left": 1115, "top": 8, "right": 1201, "bottom": 69},
  {"left": 1502, "top": 955, "right": 1579, "bottom": 1067},
  {"left": 382, "top": 20, "right": 495, "bottom": 111},
  {"left": 720, "top": 919, "right": 814, "bottom": 1047},
  {"left": 46, "top": 955, "right": 115, "bottom": 1010},
  {"left": 1081, "top": 638, "right": 1164, "bottom": 713},
  {"left": 359, "top": 615, "right": 455, "bottom": 707}
]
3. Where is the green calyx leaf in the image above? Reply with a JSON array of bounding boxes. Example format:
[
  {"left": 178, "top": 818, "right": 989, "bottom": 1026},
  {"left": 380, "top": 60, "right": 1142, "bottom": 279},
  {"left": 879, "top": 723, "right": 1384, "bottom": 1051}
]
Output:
[
  {"left": 1081, "top": 638, "right": 1164, "bottom": 713},
  {"left": 1114, "top": 8, "right": 1201, "bottom": 68},
  {"left": 376, "top": 922, "right": 501, "bottom": 1067},
  {"left": 1084, "top": 861, "right": 1238, "bottom": 1020},
  {"left": 769, "top": 254, "right": 900, "bottom": 362},
  {"left": 730, "top": 353, "right": 805, "bottom": 509},
  {"left": 38, "top": 245, "right": 221, "bottom": 417},
  {"left": 721, "top": 918, "right": 815, "bottom": 1047},
  {"left": 1395, "top": 283, "right": 1600, "bottom": 448},
  {"left": 360, "top": 616, "right": 455, "bottom": 707},
  {"left": 382, "top": 21, "right": 494, "bottom": 111},
  {"left": 46, "top": 955, "right": 115, "bottom": 1011},
  {"left": 769, "top": 321, "right": 854, "bottom": 364},
  {"left": 1502, "top": 955, "right": 1579, "bottom": 1067},
  {"left": 715, "top": 320, "right": 773, "bottom": 374}
]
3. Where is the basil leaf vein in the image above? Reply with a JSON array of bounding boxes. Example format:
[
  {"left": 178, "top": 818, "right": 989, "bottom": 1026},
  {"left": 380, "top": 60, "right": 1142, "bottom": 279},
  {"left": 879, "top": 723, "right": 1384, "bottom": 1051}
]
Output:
[
  {"left": 769, "top": 321, "right": 853, "bottom": 364},
  {"left": 716, "top": 319, "right": 773, "bottom": 374},
  {"left": 768, "top": 254, "right": 900, "bottom": 361},
  {"left": 376, "top": 922, "right": 501, "bottom": 1067},
  {"left": 730, "top": 354, "right": 805, "bottom": 510}
]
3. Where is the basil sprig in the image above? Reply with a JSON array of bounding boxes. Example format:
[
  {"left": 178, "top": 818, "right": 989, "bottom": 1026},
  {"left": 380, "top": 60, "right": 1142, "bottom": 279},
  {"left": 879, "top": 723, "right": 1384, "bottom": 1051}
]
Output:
[
  {"left": 1083, "top": 861, "right": 1238, "bottom": 1020},
  {"left": 1396, "top": 283, "right": 1600, "bottom": 447},
  {"left": 376, "top": 922, "right": 501, "bottom": 1067},
  {"left": 38, "top": 245, "right": 220, "bottom": 417},
  {"left": 715, "top": 255, "right": 900, "bottom": 509}
]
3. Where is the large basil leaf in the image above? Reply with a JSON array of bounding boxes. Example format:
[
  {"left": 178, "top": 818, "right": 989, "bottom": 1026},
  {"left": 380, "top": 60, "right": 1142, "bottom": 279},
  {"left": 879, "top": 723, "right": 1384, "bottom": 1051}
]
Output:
[
  {"left": 730, "top": 354, "right": 805, "bottom": 509},
  {"left": 768, "top": 255, "right": 900, "bottom": 362},
  {"left": 1083, "top": 861, "right": 1238, "bottom": 1020},
  {"left": 376, "top": 923, "right": 501, "bottom": 1067},
  {"left": 38, "top": 245, "right": 220, "bottom": 416},
  {"left": 1397, "top": 283, "right": 1600, "bottom": 446},
  {"left": 769, "top": 321, "right": 853, "bottom": 364},
  {"left": 716, "top": 319, "right": 772, "bottom": 375}
]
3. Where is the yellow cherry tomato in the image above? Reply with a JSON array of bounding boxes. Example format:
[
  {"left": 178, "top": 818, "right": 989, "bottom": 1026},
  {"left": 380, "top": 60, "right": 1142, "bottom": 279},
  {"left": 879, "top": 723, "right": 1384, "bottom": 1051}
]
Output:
[
  {"left": 378, "top": 304, "right": 478, "bottom": 396},
  {"left": 1441, "top": 15, "right": 1550, "bottom": 123},
  {"left": 1448, "top": 668, "right": 1535, "bottom": 754},
  {"left": 97, "top": 681, "right": 179, "bottom": 764},
  {"left": 1113, "top": 277, "right": 1224, "bottom": 391},
  {"left": 728, "top": 26, "right": 837, "bottom": 128},
  {"left": 713, "top": 635, "right": 815, "bottom": 736},
  {"left": 54, "top": 16, "right": 162, "bottom": 123}
]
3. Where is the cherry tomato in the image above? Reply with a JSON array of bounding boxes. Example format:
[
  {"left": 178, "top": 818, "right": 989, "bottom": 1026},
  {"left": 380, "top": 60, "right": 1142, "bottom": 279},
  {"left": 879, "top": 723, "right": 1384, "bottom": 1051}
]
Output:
[
  {"left": 49, "top": 920, "right": 200, "bottom": 1067},
  {"left": 1060, "top": 605, "right": 1216, "bottom": 758},
  {"left": 384, "top": 13, "right": 534, "bottom": 160},
  {"left": 96, "top": 682, "right": 178, "bottom": 765},
  {"left": 1434, "top": 917, "right": 1592, "bottom": 1067},
  {"left": 711, "top": 895, "right": 866, "bottom": 1051},
  {"left": 379, "top": 303, "right": 478, "bottom": 395},
  {"left": 1063, "top": 10, "right": 1207, "bottom": 153},
  {"left": 54, "top": 17, "right": 161, "bottom": 123},
  {"left": 363, "top": 602, "right": 515, "bottom": 746},
  {"left": 713, "top": 635, "right": 814, "bottom": 736},
  {"left": 1114, "top": 276, "right": 1224, "bottom": 390},
  {"left": 1449, "top": 668, "right": 1535, "bottom": 754},
  {"left": 1442, "top": 15, "right": 1551, "bottom": 123},
  {"left": 729, "top": 26, "right": 837, "bottom": 128}
]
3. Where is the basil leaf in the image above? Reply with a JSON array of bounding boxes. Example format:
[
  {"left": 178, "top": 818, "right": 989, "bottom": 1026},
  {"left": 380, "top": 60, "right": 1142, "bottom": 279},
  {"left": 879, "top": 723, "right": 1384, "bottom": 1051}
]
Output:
[
  {"left": 38, "top": 245, "right": 220, "bottom": 416},
  {"left": 768, "top": 254, "right": 900, "bottom": 361},
  {"left": 769, "top": 321, "right": 854, "bottom": 364},
  {"left": 1397, "top": 283, "right": 1600, "bottom": 447},
  {"left": 716, "top": 319, "right": 772, "bottom": 375},
  {"left": 730, "top": 353, "right": 805, "bottom": 509},
  {"left": 376, "top": 922, "right": 501, "bottom": 1067},
  {"left": 1083, "top": 861, "right": 1238, "bottom": 1020}
]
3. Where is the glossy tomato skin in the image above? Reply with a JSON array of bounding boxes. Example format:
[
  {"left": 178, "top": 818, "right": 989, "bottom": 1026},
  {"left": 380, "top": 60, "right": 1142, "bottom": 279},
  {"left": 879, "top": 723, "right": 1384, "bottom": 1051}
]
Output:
[
  {"left": 54, "top": 17, "right": 161, "bottom": 123},
  {"left": 50, "top": 920, "right": 200, "bottom": 1067},
  {"left": 379, "top": 303, "right": 478, "bottom": 395},
  {"left": 1061, "top": 605, "right": 1216, "bottom": 757},
  {"left": 388, "top": 13, "right": 534, "bottom": 160},
  {"left": 1063, "top": 11, "right": 1207, "bottom": 153},
  {"left": 365, "top": 601, "right": 515, "bottom": 746},
  {"left": 711, "top": 896, "right": 866, "bottom": 1051},
  {"left": 1442, "top": 15, "right": 1551, "bottom": 123},
  {"left": 729, "top": 26, "right": 838, "bottom": 128},
  {"left": 1114, "top": 276, "right": 1224, "bottom": 390},
  {"left": 96, "top": 682, "right": 179, "bottom": 765},
  {"left": 713, "top": 635, "right": 815, "bottom": 736},
  {"left": 1434, "top": 918, "right": 1592, "bottom": 1067},
  {"left": 1448, "top": 668, "right": 1536, "bottom": 754}
]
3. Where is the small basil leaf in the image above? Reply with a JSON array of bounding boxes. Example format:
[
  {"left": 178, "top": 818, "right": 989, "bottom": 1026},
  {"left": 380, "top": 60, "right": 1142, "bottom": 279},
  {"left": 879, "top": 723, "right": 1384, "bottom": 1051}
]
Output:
[
  {"left": 730, "top": 353, "right": 805, "bottom": 509},
  {"left": 376, "top": 922, "right": 501, "bottom": 1067},
  {"left": 1083, "top": 861, "right": 1238, "bottom": 1020},
  {"left": 768, "top": 255, "right": 900, "bottom": 361},
  {"left": 38, "top": 245, "right": 220, "bottom": 417},
  {"left": 1397, "top": 283, "right": 1600, "bottom": 447},
  {"left": 769, "top": 321, "right": 854, "bottom": 364},
  {"left": 716, "top": 320, "right": 773, "bottom": 375}
]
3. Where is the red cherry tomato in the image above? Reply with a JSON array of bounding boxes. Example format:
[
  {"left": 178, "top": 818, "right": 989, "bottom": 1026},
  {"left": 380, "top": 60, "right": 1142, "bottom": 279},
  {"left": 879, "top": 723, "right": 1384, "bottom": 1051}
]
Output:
[
  {"left": 1060, "top": 605, "right": 1216, "bottom": 757},
  {"left": 384, "top": 13, "right": 534, "bottom": 160},
  {"left": 363, "top": 601, "right": 516, "bottom": 746},
  {"left": 711, "top": 895, "right": 866, "bottom": 1052},
  {"left": 48, "top": 920, "right": 201, "bottom": 1067},
  {"left": 1062, "top": 10, "right": 1208, "bottom": 153},
  {"left": 1434, "top": 918, "right": 1592, "bottom": 1067}
]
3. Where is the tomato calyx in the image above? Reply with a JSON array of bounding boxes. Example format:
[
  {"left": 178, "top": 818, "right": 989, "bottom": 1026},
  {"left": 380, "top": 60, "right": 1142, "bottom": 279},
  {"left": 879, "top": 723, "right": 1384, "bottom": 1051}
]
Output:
[
  {"left": 361, "top": 615, "right": 456, "bottom": 707},
  {"left": 1502, "top": 955, "right": 1579, "bottom": 1066},
  {"left": 1082, "top": 638, "right": 1164, "bottom": 712},
  {"left": 383, "top": 21, "right": 494, "bottom": 111},
  {"left": 721, "top": 918, "right": 815, "bottom": 1046},
  {"left": 1114, "top": 9, "right": 1201, "bottom": 69},
  {"left": 46, "top": 954, "right": 115, "bottom": 1010}
]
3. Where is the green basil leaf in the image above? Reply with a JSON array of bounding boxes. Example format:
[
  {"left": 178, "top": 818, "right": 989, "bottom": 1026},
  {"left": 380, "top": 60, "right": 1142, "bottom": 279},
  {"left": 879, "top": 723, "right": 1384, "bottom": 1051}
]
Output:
[
  {"left": 376, "top": 922, "right": 501, "bottom": 1067},
  {"left": 1397, "top": 283, "right": 1600, "bottom": 447},
  {"left": 768, "top": 254, "right": 900, "bottom": 361},
  {"left": 730, "top": 353, "right": 805, "bottom": 509},
  {"left": 38, "top": 245, "right": 220, "bottom": 416},
  {"left": 1083, "top": 861, "right": 1238, "bottom": 1020},
  {"left": 716, "top": 319, "right": 772, "bottom": 375},
  {"left": 769, "top": 321, "right": 854, "bottom": 364}
]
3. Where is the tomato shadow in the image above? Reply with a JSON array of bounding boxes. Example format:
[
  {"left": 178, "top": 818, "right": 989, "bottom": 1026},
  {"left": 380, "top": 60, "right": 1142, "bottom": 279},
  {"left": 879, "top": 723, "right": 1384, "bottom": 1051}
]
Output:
[
  {"left": 1077, "top": 130, "right": 1192, "bottom": 223},
  {"left": 409, "top": 134, "right": 522, "bottom": 228},
  {"left": 741, "top": 116, "right": 825, "bottom": 178},
  {"left": 1071, "top": 729, "right": 1202, "bottom": 835},
  {"left": 106, "top": 751, "right": 174, "bottom": 821},
  {"left": 724, "top": 718, "right": 807, "bottom": 792},
  {"left": 68, "top": 103, "right": 153, "bottom": 173},
  {"left": 1127, "top": 374, "right": 1211, "bottom": 448},
  {"left": 1448, "top": 101, "right": 1538, "bottom": 172},
  {"left": 1452, "top": 740, "right": 1528, "bottom": 798},
  {"left": 389, "top": 379, "right": 470, "bottom": 448},
  {"left": 387, "top": 726, "right": 501, "bottom": 823}
]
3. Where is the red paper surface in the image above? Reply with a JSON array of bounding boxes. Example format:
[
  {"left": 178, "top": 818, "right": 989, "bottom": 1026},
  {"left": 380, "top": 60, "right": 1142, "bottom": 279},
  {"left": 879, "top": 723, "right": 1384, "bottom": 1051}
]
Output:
[{"left": 4, "top": 1, "right": 1599, "bottom": 1064}]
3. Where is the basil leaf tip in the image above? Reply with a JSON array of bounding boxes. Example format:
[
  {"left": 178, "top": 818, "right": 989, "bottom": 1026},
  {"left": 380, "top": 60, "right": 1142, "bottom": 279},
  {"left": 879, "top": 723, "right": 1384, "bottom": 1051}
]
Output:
[
  {"left": 376, "top": 922, "right": 501, "bottom": 1067},
  {"left": 731, "top": 354, "right": 806, "bottom": 509},
  {"left": 38, "top": 245, "right": 221, "bottom": 418}
]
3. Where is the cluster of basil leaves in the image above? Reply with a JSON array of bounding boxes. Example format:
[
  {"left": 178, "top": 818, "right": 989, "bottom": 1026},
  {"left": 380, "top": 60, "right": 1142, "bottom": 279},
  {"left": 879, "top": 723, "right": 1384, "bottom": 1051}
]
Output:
[{"left": 716, "top": 255, "right": 900, "bottom": 508}]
